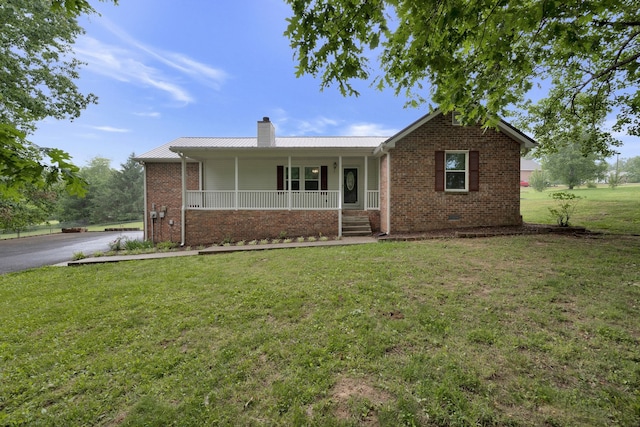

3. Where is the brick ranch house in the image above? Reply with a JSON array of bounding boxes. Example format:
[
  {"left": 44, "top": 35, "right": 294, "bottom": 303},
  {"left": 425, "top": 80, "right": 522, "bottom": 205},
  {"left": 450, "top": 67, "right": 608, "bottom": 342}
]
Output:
[{"left": 135, "top": 111, "right": 536, "bottom": 246}]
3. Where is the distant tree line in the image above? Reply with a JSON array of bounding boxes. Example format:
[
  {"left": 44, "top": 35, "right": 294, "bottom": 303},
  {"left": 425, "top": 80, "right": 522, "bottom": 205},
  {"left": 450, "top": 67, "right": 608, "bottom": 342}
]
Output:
[
  {"left": 610, "top": 156, "right": 640, "bottom": 184},
  {"left": 0, "top": 153, "right": 143, "bottom": 233}
]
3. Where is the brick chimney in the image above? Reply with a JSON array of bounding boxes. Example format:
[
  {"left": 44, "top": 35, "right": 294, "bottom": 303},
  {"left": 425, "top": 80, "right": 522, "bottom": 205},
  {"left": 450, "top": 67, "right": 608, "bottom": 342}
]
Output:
[{"left": 257, "top": 117, "right": 275, "bottom": 147}]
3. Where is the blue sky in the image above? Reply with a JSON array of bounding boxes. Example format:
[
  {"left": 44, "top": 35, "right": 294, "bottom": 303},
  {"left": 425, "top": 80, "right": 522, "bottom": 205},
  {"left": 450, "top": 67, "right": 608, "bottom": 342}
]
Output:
[{"left": 31, "top": 0, "right": 640, "bottom": 168}]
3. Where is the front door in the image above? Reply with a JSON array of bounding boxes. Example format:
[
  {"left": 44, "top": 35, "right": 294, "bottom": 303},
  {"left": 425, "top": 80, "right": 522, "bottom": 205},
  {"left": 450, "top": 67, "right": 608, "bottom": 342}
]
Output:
[{"left": 344, "top": 168, "right": 358, "bottom": 205}]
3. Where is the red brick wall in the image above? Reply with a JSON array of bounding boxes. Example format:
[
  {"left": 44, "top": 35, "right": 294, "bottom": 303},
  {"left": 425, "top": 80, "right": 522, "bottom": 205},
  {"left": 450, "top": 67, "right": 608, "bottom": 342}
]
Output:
[
  {"left": 144, "top": 162, "right": 199, "bottom": 243},
  {"left": 185, "top": 210, "right": 340, "bottom": 245},
  {"left": 388, "top": 113, "right": 522, "bottom": 233}
]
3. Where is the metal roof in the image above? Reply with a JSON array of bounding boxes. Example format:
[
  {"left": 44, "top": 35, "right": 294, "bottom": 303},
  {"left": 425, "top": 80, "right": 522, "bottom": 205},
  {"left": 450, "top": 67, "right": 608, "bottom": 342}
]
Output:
[
  {"left": 135, "top": 112, "right": 537, "bottom": 162},
  {"left": 135, "top": 136, "right": 389, "bottom": 161}
]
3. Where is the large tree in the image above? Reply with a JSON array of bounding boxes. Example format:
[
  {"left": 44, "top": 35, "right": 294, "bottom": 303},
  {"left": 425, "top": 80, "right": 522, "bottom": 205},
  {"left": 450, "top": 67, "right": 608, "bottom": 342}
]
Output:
[
  {"left": 619, "top": 156, "right": 640, "bottom": 183},
  {"left": 106, "top": 154, "right": 144, "bottom": 222},
  {"left": 57, "top": 155, "right": 143, "bottom": 225},
  {"left": 57, "top": 157, "right": 113, "bottom": 224},
  {"left": 284, "top": 0, "right": 639, "bottom": 156},
  {"left": 0, "top": 0, "right": 117, "bottom": 199},
  {"left": 543, "top": 142, "right": 608, "bottom": 189}
]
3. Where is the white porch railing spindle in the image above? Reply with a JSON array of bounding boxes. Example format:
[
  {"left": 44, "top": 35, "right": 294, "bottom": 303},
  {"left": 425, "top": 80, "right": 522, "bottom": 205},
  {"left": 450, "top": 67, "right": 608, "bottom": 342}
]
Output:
[{"left": 187, "top": 190, "right": 344, "bottom": 210}]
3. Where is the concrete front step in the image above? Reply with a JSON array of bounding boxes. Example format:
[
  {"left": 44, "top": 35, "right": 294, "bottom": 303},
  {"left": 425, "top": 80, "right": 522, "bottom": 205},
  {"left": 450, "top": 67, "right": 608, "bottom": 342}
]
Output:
[{"left": 342, "top": 214, "right": 372, "bottom": 236}]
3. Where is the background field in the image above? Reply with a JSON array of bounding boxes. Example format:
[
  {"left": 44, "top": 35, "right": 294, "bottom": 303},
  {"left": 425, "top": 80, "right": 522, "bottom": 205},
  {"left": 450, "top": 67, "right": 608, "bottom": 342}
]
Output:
[
  {"left": 0, "top": 221, "right": 143, "bottom": 240},
  {"left": 522, "top": 183, "right": 640, "bottom": 235}
]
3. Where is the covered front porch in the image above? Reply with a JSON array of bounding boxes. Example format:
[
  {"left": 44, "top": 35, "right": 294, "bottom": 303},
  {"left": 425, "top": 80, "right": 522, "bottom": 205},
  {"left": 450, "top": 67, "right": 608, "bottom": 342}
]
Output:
[{"left": 179, "top": 153, "right": 381, "bottom": 211}]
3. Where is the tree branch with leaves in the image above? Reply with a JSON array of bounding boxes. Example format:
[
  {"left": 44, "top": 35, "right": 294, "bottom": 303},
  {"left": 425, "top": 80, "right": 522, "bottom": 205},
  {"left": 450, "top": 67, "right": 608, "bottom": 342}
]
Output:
[
  {"left": 0, "top": 0, "right": 117, "bottom": 199},
  {"left": 284, "top": 0, "right": 639, "bottom": 157}
]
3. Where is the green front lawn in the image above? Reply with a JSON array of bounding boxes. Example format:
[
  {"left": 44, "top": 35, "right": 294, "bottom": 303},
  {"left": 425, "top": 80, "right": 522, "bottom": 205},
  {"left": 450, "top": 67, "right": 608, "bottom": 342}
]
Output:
[{"left": 2, "top": 235, "right": 639, "bottom": 425}]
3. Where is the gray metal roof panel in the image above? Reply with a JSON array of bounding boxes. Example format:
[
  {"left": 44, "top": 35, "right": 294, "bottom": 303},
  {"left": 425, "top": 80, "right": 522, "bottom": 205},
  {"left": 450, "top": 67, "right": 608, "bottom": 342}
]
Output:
[{"left": 136, "top": 136, "right": 389, "bottom": 160}]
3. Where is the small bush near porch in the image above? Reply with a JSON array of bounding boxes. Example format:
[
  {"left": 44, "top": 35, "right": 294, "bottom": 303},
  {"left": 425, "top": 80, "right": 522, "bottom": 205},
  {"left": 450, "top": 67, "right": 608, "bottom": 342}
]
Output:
[{"left": 1, "top": 235, "right": 639, "bottom": 425}]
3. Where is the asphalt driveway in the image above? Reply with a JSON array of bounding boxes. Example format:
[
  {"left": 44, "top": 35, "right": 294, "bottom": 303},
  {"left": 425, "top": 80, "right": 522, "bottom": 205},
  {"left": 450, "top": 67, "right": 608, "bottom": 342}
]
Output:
[{"left": 0, "top": 231, "right": 143, "bottom": 274}]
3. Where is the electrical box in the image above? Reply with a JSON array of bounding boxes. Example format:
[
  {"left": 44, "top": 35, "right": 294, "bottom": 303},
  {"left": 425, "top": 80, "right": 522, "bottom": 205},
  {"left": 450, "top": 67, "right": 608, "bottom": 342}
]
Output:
[
  {"left": 150, "top": 211, "right": 157, "bottom": 219},
  {"left": 159, "top": 211, "right": 165, "bottom": 219},
  {"left": 168, "top": 219, "right": 174, "bottom": 226}
]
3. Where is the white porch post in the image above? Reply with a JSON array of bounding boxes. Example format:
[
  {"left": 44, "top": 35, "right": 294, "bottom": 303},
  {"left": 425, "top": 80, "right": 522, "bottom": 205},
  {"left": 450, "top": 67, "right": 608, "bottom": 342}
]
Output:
[
  {"left": 338, "top": 156, "right": 343, "bottom": 237},
  {"left": 234, "top": 157, "right": 239, "bottom": 210},
  {"left": 364, "top": 155, "right": 368, "bottom": 211},
  {"left": 287, "top": 156, "right": 292, "bottom": 210},
  {"left": 180, "top": 154, "right": 187, "bottom": 246},
  {"left": 386, "top": 152, "right": 391, "bottom": 234}
]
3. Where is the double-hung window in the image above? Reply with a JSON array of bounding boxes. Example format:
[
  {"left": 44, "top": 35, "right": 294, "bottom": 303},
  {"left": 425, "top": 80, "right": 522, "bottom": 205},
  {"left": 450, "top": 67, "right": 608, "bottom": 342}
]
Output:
[
  {"left": 278, "top": 165, "right": 328, "bottom": 191},
  {"left": 304, "top": 167, "right": 319, "bottom": 191},
  {"left": 435, "top": 150, "right": 479, "bottom": 192},
  {"left": 445, "top": 151, "right": 468, "bottom": 191}
]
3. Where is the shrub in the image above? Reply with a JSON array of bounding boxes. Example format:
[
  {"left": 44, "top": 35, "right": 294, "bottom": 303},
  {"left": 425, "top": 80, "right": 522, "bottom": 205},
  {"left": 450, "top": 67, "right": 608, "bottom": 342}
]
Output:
[
  {"left": 529, "top": 169, "right": 550, "bottom": 192},
  {"left": 607, "top": 171, "right": 624, "bottom": 189},
  {"left": 109, "top": 237, "right": 125, "bottom": 252},
  {"left": 548, "top": 192, "right": 582, "bottom": 227},
  {"left": 156, "top": 241, "right": 178, "bottom": 251},
  {"left": 124, "top": 238, "right": 153, "bottom": 251}
]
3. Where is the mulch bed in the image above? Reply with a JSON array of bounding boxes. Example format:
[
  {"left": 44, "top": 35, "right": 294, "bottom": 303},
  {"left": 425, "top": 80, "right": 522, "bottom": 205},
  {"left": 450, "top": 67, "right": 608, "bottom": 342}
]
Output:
[{"left": 377, "top": 223, "right": 595, "bottom": 241}]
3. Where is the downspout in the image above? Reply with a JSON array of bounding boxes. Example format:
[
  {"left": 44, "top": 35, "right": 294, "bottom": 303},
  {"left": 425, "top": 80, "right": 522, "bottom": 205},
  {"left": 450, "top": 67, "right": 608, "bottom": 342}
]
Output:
[
  {"left": 141, "top": 161, "right": 148, "bottom": 241},
  {"left": 338, "top": 156, "right": 343, "bottom": 238},
  {"left": 180, "top": 154, "right": 187, "bottom": 247}
]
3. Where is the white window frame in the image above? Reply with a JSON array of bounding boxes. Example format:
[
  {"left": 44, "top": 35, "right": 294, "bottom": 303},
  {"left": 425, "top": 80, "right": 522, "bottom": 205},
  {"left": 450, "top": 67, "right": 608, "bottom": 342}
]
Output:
[
  {"left": 286, "top": 165, "right": 322, "bottom": 191},
  {"left": 445, "top": 150, "right": 469, "bottom": 192},
  {"left": 304, "top": 166, "right": 320, "bottom": 191}
]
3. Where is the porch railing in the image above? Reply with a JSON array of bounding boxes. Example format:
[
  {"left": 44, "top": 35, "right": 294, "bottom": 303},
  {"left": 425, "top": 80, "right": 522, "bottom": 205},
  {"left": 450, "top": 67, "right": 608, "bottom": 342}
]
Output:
[
  {"left": 187, "top": 190, "right": 381, "bottom": 210},
  {"left": 187, "top": 190, "right": 341, "bottom": 210},
  {"left": 367, "top": 190, "right": 379, "bottom": 210}
]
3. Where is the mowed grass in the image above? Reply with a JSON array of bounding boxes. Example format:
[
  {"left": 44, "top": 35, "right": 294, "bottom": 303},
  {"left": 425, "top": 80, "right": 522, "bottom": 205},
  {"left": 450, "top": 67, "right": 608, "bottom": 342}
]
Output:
[
  {"left": 1, "top": 236, "right": 639, "bottom": 426},
  {"left": 521, "top": 183, "right": 640, "bottom": 234}
]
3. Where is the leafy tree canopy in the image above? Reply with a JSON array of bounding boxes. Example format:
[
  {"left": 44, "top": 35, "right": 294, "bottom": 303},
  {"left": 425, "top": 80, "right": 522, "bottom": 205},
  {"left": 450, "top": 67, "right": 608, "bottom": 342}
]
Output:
[
  {"left": 57, "top": 154, "right": 143, "bottom": 224},
  {"left": 50, "top": 0, "right": 118, "bottom": 16},
  {"left": 0, "top": 0, "right": 116, "bottom": 199},
  {"left": 284, "top": 0, "right": 639, "bottom": 157},
  {"left": 542, "top": 141, "right": 608, "bottom": 189},
  {"left": 617, "top": 156, "right": 640, "bottom": 182}
]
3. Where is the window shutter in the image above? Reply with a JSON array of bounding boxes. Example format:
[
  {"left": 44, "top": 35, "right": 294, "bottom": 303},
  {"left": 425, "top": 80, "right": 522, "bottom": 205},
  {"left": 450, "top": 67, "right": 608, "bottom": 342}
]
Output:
[
  {"left": 277, "top": 165, "right": 284, "bottom": 191},
  {"left": 435, "top": 151, "right": 445, "bottom": 191},
  {"left": 321, "top": 165, "right": 328, "bottom": 190},
  {"left": 469, "top": 151, "right": 479, "bottom": 191}
]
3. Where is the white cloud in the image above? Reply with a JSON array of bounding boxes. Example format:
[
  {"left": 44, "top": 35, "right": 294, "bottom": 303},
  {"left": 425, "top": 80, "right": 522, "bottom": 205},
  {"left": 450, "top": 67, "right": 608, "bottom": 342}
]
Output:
[
  {"left": 296, "top": 116, "right": 340, "bottom": 134},
  {"left": 90, "top": 125, "right": 131, "bottom": 133},
  {"left": 343, "top": 122, "right": 398, "bottom": 136},
  {"left": 101, "top": 18, "right": 228, "bottom": 89},
  {"left": 74, "top": 19, "right": 228, "bottom": 103},
  {"left": 134, "top": 111, "right": 161, "bottom": 118}
]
